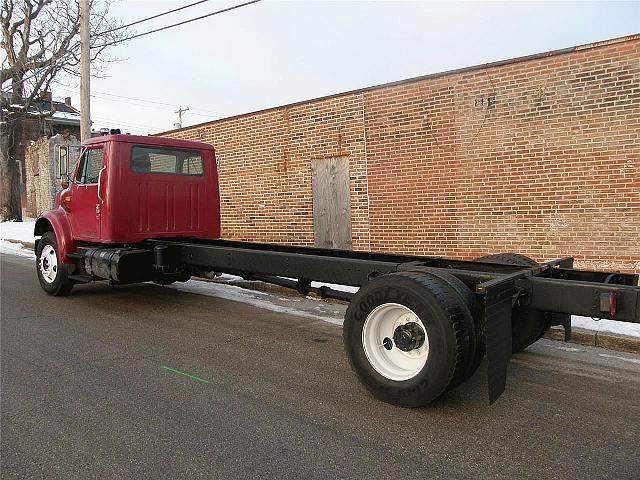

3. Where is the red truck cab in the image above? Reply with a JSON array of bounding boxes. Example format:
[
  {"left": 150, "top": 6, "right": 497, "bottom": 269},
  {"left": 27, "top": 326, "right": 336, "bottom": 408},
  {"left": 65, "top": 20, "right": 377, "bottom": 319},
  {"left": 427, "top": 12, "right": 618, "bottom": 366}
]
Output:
[{"left": 36, "top": 135, "right": 221, "bottom": 264}]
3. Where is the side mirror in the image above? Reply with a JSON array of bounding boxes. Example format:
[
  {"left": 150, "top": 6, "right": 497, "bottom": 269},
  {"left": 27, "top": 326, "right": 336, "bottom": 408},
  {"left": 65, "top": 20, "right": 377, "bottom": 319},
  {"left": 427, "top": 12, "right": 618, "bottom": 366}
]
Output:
[{"left": 60, "top": 174, "right": 70, "bottom": 189}]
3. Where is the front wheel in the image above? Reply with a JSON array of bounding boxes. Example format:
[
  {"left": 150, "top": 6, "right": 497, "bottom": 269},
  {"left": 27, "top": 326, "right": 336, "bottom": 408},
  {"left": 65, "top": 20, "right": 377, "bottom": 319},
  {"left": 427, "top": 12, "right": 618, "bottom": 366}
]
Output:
[
  {"left": 36, "top": 231, "right": 74, "bottom": 296},
  {"left": 343, "top": 271, "right": 473, "bottom": 407}
]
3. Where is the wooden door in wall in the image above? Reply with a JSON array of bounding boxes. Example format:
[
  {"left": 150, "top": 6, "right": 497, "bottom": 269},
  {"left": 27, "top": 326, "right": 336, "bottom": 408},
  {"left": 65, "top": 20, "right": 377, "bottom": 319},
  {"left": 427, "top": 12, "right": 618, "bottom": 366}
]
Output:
[{"left": 311, "top": 157, "right": 352, "bottom": 250}]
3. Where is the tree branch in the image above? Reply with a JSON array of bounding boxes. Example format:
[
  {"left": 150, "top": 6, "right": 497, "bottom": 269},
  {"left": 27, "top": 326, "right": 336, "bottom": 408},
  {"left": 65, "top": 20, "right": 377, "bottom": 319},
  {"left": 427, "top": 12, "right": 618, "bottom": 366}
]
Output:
[{"left": 9, "top": 0, "right": 49, "bottom": 37}]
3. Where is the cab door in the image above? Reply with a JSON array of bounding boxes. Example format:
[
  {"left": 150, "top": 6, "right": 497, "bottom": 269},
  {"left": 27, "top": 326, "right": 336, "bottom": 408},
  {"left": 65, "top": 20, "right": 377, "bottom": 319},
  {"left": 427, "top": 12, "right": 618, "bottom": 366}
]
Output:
[{"left": 67, "top": 146, "right": 105, "bottom": 241}]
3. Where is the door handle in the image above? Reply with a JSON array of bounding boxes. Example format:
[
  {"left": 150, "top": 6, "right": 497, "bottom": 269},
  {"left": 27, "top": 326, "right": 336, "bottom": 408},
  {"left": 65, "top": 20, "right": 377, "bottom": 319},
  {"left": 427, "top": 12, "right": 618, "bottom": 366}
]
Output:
[{"left": 97, "top": 166, "right": 106, "bottom": 203}]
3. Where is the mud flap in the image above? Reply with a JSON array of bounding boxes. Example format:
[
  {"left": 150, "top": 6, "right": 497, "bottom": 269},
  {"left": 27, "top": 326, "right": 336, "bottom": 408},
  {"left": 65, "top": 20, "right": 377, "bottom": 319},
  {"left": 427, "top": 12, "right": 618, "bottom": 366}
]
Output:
[{"left": 484, "top": 281, "right": 514, "bottom": 404}]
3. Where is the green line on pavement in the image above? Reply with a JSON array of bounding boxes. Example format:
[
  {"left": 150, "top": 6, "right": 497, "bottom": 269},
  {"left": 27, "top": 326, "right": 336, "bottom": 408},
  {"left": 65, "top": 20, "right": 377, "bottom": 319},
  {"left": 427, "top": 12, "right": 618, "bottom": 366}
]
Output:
[{"left": 160, "top": 365, "right": 209, "bottom": 384}]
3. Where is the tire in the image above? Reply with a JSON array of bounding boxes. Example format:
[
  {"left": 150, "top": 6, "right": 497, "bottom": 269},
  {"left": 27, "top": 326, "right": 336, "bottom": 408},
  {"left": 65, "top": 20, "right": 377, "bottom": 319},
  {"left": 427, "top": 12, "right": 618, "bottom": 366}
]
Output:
[
  {"left": 419, "top": 269, "right": 485, "bottom": 388},
  {"left": 410, "top": 269, "right": 486, "bottom": 390},
  {"left": 36, "top": 231, "right": 74, "bottom": 296},
  {"left": 475, "top": 253, "right": 538, "bottom": 267},
  {"left": 343, "top": 271, "right": 472, "bottom": 407},
  {"left": 473, "top": 253, "right": 550, "bottom": 353}
]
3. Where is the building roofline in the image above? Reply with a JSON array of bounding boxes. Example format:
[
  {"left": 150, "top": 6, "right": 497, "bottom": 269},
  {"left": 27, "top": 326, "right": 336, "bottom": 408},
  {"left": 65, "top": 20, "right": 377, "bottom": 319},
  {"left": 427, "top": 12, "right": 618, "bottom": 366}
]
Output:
[
  {"left": 44, "top": 117, "right": 81, "bottom": 126},
  {"left": 156, "top": 33, "right": 640, "bottom": 136},
  {"left": 83, "top": 133, "right": 214, "bottom": 149}
]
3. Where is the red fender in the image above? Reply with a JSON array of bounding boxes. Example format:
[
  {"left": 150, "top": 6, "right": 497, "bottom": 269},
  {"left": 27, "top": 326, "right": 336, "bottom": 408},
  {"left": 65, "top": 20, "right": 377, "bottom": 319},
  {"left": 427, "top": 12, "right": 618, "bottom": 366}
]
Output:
[{"left": 34, "top": 207, "right": 76, "bottom": 264}]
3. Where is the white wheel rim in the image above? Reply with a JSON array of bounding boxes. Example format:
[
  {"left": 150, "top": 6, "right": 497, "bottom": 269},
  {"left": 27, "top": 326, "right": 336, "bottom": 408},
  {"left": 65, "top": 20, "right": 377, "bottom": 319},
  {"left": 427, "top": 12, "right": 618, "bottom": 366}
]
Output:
[
  {"left": 39, "top": 245, "right": 58, "bottom": 284},
  {"left": 362, "top": 303, "right": 429, "bottom": 381}
]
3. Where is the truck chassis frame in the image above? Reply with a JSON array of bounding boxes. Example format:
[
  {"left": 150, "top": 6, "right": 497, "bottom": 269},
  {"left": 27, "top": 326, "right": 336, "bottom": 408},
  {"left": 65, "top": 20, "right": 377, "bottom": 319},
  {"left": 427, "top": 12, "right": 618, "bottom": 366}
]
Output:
[
  {"left": 128, "top": 238, "right": 640, "bottom": 403},
  {"left": 47, "top": 235, "right": 639, "bottom": 404}
]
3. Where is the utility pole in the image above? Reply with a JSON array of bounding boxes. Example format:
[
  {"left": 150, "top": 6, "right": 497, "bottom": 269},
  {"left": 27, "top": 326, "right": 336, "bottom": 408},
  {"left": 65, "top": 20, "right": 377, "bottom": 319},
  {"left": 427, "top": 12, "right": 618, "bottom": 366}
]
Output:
[
  {"left": 80, "top": 0, "right": 91, "bottom": 141},
  {"left": 174, "top": 106, "right": 189, "bottom": 129}
]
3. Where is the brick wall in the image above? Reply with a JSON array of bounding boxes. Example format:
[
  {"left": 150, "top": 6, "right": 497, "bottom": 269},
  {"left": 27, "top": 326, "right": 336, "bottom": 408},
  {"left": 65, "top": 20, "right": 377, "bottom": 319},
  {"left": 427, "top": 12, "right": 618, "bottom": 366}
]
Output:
[{"left": 161, "top": 35, "right": 640, "bottom": 273}]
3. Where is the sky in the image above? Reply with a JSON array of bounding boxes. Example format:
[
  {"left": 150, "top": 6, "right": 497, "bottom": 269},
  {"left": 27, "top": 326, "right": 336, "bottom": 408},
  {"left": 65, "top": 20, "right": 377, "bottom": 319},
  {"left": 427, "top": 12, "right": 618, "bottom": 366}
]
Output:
[{"left": 49, "top": 0, "right": 640, "bottom": 135}]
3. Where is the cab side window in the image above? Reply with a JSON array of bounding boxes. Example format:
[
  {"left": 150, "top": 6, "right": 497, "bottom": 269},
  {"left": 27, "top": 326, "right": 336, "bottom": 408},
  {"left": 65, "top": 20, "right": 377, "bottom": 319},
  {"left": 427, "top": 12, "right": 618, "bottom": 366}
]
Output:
[
  {"left": 75, "top": 148, "right": 104, "bottom": 184},
  {"left": 75, "top": 151, "right": 86, "bottom": 183}
]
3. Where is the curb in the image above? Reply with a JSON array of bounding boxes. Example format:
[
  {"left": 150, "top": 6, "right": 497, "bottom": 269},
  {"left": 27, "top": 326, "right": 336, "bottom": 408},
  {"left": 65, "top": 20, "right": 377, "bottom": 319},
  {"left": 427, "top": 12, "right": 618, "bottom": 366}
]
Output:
[{"left": 544, "top": 326, "right": 640, "bottom": 355}]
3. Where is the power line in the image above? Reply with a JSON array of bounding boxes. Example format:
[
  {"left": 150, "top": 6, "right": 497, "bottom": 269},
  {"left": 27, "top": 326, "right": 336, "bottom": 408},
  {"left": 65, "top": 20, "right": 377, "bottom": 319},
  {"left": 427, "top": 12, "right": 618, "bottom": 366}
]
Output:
[
  {"left": 97, "top": 0, "right": 212, "bottom": 35},
  {"left": 93, "top": 120, "right": 161, "bottom": 131},
  {"left": 93, "top": 0, "right": 263, "bottom": 49},
  {"left": 92, "top": 115, "right": 163, "bottom": 128},
  {"left": 92, "top": 115, "right": 166, "bottom": 131},
  {"left": 53, "top": 95, "right": 207, "bottom": 131},
  {"left": 55, "top": 85, "right": 219, "bottom": 116},
  {"left": 96, "top": 93, "right": 217, "bottom": 116},
  {"left": 92, "top": 92, "right": 219, "bottom": 116},
  {"left": 55, "top": 93, "right": 167, "bottom": 112},
  {"left": 91, "top": 94, "right": 167, "bottom": 110},
  {"left": 51, "top": 93, "right": 201, "bottom": 130},
  {"left": 56, "top": 84, "right": 177, "bottom": 107},
  {"left": 92, "top": 90, "right": 177, "bottom": 107}
]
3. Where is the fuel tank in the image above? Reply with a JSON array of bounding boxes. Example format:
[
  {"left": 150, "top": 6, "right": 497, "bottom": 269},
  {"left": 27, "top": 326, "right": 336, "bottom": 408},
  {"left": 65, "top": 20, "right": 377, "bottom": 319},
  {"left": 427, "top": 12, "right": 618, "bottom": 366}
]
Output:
[{"left": 81, "top": 247, "right": 154, "bottom": 283}]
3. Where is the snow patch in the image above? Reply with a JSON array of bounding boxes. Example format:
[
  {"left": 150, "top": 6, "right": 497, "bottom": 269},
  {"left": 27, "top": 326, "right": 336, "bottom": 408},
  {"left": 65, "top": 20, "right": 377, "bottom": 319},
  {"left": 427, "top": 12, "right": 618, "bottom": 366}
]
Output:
[
  {"left": 572, "top": 315, "right": 640, "bottom": 338},
  {"left": 216, "top": 273, "right": 359, "bottom": 294},
  {"left": 311, "top": 281, "right": 359, "bottom": 294},
  {"left": 598, "top": 353, "right": 640, "bottom": 365},
  {"left": 0, "top": 220, "right": 36, "bottom": 244},
  {"left": 170, "top": 279, "right": 344, "bottom": 326},
  {"left": 0, "top": 220, "right": 36, "bottom": 258},
  {"left": 50, "top": 111, "right": 80, "bottom": 120},
  {"left": 548, "top": 345, "right": 585, "bottom": 352},
  {"left": 0, "top": 240, "right": 35, "bottom": 258}
]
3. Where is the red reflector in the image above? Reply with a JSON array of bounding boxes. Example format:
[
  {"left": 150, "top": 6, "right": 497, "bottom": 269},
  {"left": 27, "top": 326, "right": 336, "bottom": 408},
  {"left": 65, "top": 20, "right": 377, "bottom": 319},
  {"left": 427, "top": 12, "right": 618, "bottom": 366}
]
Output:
[{"left": 609, "top": 291, "right": 616, "bottom": 317}]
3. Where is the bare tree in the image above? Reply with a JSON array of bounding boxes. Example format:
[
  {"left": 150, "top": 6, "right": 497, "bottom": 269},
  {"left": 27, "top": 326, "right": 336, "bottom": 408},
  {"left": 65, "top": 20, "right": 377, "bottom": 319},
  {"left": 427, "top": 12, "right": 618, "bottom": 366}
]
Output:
[{"left": 0, "top": 0, "right": 127, "bottom": 221}]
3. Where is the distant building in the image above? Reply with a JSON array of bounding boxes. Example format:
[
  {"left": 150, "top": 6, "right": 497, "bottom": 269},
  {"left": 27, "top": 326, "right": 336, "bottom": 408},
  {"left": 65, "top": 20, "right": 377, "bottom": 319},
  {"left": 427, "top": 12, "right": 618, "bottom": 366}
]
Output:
[
  {"left": 24, "top": 134, "right": 81, "bottom": 217},
  {"left": 2, "top": 91, "right": 81, "bottom": 205}
]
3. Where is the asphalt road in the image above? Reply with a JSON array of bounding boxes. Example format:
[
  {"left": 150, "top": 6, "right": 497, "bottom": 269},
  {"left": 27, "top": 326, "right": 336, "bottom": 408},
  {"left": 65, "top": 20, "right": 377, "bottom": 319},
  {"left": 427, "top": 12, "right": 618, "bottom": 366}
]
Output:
[{"left": 2, "top": 254, "right": 640, "bottom": 480}]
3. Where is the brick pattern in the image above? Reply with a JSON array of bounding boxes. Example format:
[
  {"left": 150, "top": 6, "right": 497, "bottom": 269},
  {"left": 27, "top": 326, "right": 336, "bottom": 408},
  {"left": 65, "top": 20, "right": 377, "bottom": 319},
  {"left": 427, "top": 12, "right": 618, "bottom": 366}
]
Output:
[{"left": 163, "top": 37, "right": 640, "bottom": 273}]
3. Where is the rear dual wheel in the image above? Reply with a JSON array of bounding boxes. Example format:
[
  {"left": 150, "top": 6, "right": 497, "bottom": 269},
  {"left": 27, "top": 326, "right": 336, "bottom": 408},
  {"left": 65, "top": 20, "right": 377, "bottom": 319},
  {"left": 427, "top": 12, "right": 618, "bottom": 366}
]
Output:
[{"left": 343, "top": 271, "right": 482, "bottom": 407}]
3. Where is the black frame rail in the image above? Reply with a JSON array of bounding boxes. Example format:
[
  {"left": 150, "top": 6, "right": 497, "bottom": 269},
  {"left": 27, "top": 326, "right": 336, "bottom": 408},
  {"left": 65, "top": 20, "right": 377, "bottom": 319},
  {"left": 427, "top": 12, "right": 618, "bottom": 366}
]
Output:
[{"left": 147, "top": 238, "right": 640, "bottom": 403}]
